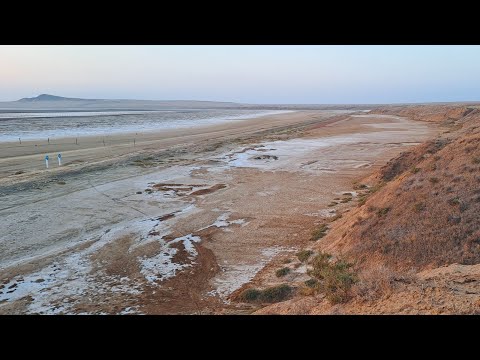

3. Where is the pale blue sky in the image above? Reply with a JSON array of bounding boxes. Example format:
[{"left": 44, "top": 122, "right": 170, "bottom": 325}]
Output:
[{"left": 1, "top": 45, "right": 480, "bottom": 104}]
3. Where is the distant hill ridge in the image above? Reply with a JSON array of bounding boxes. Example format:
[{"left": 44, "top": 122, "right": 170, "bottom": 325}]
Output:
[
  {"left": 8, "top": 94, "right": 379, "bottom": 110},
  {"left": 17, "top": 94, "right": 239, "bottom": 104},
  {"left": 18, "top": 94, "right": 91, "bottom": 102}
]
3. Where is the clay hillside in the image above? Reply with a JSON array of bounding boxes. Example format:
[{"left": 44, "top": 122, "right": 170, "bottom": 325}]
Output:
[{"left": 250, "top": 104, "right": 480, "bottom": 314}]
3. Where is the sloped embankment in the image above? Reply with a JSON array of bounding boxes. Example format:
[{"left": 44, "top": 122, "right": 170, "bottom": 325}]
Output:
[{"left": 256, "top": 104, "right": 480, "bottom": 314}]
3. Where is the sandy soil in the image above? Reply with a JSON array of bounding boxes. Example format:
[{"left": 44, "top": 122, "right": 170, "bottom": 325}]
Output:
[{"left": 0, "top": 110, "right": 441, "bottom": 314}]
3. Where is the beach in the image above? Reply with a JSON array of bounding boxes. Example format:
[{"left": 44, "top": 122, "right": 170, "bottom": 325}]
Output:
[{"left": 0, "top": 110, "right": 441, "bottom": 314}]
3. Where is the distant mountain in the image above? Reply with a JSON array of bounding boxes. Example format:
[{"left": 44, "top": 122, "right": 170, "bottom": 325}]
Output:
[
  {"left": 18, "top": 94, "right": 89, "bottom": 102},
  {"left": 6, "top": 94, "right": 378, "bottom": 111}
]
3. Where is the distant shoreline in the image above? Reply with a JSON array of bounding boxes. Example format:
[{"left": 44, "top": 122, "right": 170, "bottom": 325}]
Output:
[{"left": 0, "top": 109, "right": 295, "bottom": 143}]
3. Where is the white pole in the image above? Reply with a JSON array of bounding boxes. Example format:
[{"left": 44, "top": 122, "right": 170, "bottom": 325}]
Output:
[
  {"left": 45, "top": 156, "right": 49, "bottom": 169},
  {"left": 58, "top": 154, "right": 62, "bottom": 166}
]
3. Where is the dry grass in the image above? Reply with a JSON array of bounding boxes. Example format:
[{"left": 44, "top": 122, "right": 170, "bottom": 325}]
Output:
[
  {"left": 327, "top": 108, "right": 480, "bottom": 272},
  {"left": 352, "top": 266, "right": 416, "bottom": 301},
  {"left": 296, "top": 250, "right": 313, "bottom": 262},
  {"left": 308, "top": 252, "right": 357, "bottom": 304},
  {"left": 310, "top": 224, "right": 329, "bottom": 241},
  {"left": 275, "top": 267, "right": 291, "bottom": 277}
]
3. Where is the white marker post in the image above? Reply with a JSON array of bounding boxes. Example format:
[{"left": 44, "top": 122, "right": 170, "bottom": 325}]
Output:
[
  {"left": 58, "top": 153, "right": 62, "bottom": 166},
  {"left": 45, "top": 155, "right": 49, "bottom": 169}
]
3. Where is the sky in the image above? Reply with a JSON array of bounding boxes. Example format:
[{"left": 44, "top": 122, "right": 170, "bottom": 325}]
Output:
[{"left": 1, "top": 45, "right": 480, "bottom": 104}]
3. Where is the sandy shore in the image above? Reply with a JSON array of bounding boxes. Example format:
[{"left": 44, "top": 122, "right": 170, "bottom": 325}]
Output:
[
  {"left": 0, "top": 111, "right": 347, "bottom": 181},
  {"left": 0, "top": 110, "right": 441, "bottom": 314}
]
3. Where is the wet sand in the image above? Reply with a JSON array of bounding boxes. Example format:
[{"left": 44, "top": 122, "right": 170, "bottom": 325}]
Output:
[
  {"left": 0, "top": 111, "right": 441, "bottom": 314},
  {"left": 0, "top": 111, "right": 345, "bottom": 181}
]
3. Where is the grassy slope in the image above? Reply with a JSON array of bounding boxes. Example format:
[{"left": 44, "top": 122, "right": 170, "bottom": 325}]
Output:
[{"left": 256, "top": 105, "right": 480, "bottom": 314}]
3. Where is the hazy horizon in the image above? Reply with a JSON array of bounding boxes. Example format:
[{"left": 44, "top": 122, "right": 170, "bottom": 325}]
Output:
[{"left": 2, "top": 45, "right": 480, "bottom": 104}]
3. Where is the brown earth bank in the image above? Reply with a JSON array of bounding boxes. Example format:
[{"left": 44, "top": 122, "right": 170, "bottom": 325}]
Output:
[{"left": 253, "top": 104, "right": 480, "bottom": 314}]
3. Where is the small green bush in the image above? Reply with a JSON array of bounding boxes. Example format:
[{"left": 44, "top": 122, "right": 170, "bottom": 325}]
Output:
[
  {"left": 311, "top": 224, "right": 329, "bottom": 241},
  {"left": 260, "top": 284, "right": 293, "bottom": 303},
  {"left": 297, "top": 250, "right": 313, "bottom": 262},
  {"left": 237, "top": 288, "right": 261, "bottom": 302},
  {"left": 309, "top": 252, "right": 357, "bottom": 304},
  {"left": 238, "top": 284, "right": 294, "bottom": 303},
  {"left": 429, "top": 177, "right": 439, "bottom": 184},
  {"left": 357, "top": 195, "right": 367, "bottom": 206},
  {"left": 275, "top": 267, "right": 291, "bottom": 277},
  {"left": 473, "top": 157, "right": 480, "bottom": 164},
  {"left": 304, "top": 278, "right": 319, "bottom": 288},
  {"left": 411, "top": 167, "right": 420, "bottom": 174}
]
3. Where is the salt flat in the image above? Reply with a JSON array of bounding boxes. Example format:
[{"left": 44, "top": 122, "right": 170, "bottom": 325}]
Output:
[{"left": 0, "top": 110, "right": 440, "bottom": 314}]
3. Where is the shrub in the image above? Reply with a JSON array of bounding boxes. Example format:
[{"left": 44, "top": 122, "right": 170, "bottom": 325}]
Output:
[
  {"left": 308, "top": 252, "right": 332, "bottom": 278},
  {"left": 282, "top": 258, "right": 292, "bottom": 264},
  {"left": 236, "top": 286, "right": 292, "bottom": 303},
  {"left": 357, "top": 195, "right": 367, "bottom": 206},
  {"left": 429, "top": 177, "right": 439, "bottom": 184},
  {"left": 411, "top": 167, "right": 420, "bottom": 174},
  {"left": 309, "top": 252, "right": 357, "bottom": 304},
  {"left": 304, "top": 278, "right": 318, "bottom": 288},
  {"left": 353, "top": 183, "right": 368, "bottom": 190},
  {"left": 311, "top": 224, "right": 328, "bottom": 241},
  {"left": 259, "top": 284, "right": 293, "bottom": 303},
  {"left": 473, "top": 157, "right": 480, "bottom": 164},
  {"left": 275, "top": 267, "right": 291, "bottom": 277},
  {"left": 340, "top": 197, "right": 352, "bottom": 203},
  {"left": 297, "top": 250, "right": 313, "bottom": 262},
  {"left": 237, "top": 288, "right": 261, "bottom": 302},
  {"left": 328, "top": 202, "right": 338, "bottom": 207},
  {"left": 376, "top": 207, "right": 391, "bottom": 217}
]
